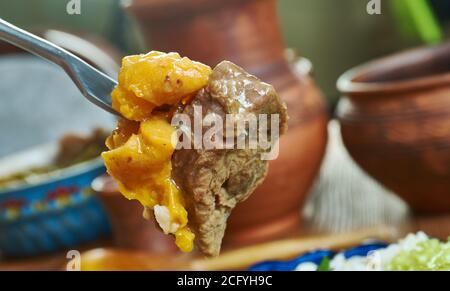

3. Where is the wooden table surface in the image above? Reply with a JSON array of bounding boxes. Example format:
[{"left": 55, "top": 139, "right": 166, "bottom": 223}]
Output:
[{"left": 1, "top": 120, "right": 449, "bottom": 270}]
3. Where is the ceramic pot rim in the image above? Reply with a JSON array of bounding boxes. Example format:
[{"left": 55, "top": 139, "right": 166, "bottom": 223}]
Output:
[
  {"left": 337, "top": 42, "right": 450, "bottom": 96},
  {"left": 0, "top": 157, "right": 104, "bottom": 195}
]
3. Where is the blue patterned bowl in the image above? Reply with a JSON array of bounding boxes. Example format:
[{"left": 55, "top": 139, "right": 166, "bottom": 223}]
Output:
[
  {"left": 0, "top": 145, "right": 111, "bottom": 258},
  {"left": 248, "top": 243, "right": 387, "bottom": 271}
]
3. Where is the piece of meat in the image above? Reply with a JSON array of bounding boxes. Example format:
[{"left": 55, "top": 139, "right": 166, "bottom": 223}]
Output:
[{"left": 172, "top": 61, "right": 288, "bottom": 256}]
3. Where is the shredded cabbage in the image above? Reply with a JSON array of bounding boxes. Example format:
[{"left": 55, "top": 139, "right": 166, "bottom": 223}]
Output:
[{"left": 388, "top": 237, "right": 450, "bottom": 271}]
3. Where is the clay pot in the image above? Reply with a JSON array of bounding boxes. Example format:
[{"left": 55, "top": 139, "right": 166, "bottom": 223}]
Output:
[
  {"left": 92, "top": 175, "right": 178, "bottom": 253},
  {"left": 337, "top": 42, "right": 450, "bottom": 214},
  {"left": 124, "top": 0, "right": 328, "bottom": 246}
]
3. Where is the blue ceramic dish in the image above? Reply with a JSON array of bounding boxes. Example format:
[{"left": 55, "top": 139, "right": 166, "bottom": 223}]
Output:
[
  {"left": 0, "top": 145, "right": 111, "bottom": 258},
  {"left": 248, "top": 243, "right": 387, "bottom": 271}
]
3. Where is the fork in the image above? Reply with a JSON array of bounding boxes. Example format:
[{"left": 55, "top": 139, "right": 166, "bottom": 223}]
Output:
[{"left": 0, "top": 17, "right": 120, "bottom": 116}]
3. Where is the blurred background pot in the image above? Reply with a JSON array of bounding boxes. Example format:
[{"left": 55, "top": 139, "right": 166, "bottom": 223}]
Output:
[
  {"left": 0, "top": 145, "right": 111, "bottom": 259},
  {"left": 125, "top": 0, "right": 328, "bottom": 247},
  {"left": 337, "top": 41, "right": 450, "bottom": 214}
]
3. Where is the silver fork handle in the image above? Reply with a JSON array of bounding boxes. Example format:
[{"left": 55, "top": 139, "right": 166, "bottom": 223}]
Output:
[
  {"left": 0, "top": 17, "right": 75, "bottom": 66},
  {"left": 0, "top": 17, "right": 120, "bottom": 116}
]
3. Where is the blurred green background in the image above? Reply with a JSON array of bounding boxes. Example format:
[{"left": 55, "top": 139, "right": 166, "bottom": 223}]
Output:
[{"left": 0, "top": 0, "right": 448, "bottom": 103}]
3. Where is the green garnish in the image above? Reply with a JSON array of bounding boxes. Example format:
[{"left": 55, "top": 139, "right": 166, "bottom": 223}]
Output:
[
  {"left": 317, "top": 257, "right": 331, "bottom": 271},
  {"left": 388, "top": 238, "right": 450, "bottom": 271}
]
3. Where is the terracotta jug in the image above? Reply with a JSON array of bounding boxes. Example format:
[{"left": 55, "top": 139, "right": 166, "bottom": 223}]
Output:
[
  {"left": 337, "top": 42, "right": 450, "bottom": 213},
  {"left": 124, "top": 0, "right": 328, "bottom": 247}
]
